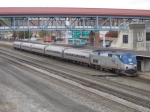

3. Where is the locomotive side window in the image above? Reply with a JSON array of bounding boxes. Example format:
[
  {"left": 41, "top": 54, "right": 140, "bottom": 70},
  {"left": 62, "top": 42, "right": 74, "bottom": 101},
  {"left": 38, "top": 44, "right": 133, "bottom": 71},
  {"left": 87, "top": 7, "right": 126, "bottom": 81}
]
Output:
[{"left": 93, "top": 59, "right": 98, "bottom": 63}]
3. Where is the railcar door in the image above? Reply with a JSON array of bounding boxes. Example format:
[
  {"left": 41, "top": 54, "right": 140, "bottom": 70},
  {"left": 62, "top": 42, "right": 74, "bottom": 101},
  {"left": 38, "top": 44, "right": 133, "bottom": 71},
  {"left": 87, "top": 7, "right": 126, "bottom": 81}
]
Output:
[
  {"left": 111, "top": 55, "right": 119, "bottom": 69},
  {"left": 116, "top": 58, "right": 121, "bottom": 69}
]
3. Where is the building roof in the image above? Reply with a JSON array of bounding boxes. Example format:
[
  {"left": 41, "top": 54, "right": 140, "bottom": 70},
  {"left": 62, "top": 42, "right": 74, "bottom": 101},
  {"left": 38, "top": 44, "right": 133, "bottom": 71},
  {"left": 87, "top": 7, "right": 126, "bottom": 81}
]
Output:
[
  {"left": 0, "top": 7, "right": 150, "bottom": 17},
  {"left": 100, "top": 37, "right": 117, "bottom": 41}
]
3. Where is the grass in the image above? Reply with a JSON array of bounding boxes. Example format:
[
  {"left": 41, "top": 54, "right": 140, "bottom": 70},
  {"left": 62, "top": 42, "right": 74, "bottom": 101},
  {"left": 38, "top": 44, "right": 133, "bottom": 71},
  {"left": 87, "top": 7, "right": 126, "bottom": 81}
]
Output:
[{"left": 0, "top": 98, "right": 4, "bottom": 105}]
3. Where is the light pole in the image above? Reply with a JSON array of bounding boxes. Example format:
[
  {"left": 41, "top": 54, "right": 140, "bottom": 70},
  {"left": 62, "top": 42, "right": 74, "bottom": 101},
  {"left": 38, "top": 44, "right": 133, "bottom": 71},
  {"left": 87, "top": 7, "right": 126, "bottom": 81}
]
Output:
[
  {"left": 102, "top": 33, "right": 105, "bottom": 48},
  {"left": 23, "top": 23, "right": 25, "bottom": 39},
  {"left": 0, "top": 31, "right": 1, "bottom": 42},
  {"left": 66, "top": 31, "right": 69, "bottom": 44},
  {"left": 28, "top": 30, "right": 30, "bottom": 43}
]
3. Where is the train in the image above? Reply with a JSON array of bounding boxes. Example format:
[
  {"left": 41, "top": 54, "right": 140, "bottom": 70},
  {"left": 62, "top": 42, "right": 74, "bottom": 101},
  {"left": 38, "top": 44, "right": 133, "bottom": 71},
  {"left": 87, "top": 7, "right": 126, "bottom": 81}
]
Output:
[{"left": 13, "top": 41, "right": 137, "bottom": 76}]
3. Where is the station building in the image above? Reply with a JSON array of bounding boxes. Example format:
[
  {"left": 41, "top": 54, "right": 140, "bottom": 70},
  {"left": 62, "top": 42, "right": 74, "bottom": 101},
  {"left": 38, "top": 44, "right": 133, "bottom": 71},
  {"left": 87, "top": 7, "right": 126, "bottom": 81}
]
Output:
[{"left": 110, "top": 23, "right": 150, "bottom": 72}]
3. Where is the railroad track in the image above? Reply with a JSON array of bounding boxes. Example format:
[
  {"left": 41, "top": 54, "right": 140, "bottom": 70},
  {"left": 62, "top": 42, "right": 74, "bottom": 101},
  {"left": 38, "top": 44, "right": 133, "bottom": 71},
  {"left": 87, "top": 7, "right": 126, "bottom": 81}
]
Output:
[
  {"left": 0, "top": 49, "right": 150, "bottom": 109},
  {"left": 0, "top": 55, "right": 138, "bottom": 112},
  {"left": 0, "top": 47, "right": 150, "bottom": 97},
  {"left": 1, "top": 43, "right": 150, "bottom": 79},
  {"left": 124, "top": 76, "right": 150, "bottom": 84}
]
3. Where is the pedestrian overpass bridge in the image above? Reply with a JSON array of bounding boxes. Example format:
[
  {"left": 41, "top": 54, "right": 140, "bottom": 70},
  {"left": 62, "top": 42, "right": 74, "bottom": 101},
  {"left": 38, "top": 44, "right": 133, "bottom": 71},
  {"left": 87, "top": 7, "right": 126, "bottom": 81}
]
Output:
[{"left": 0, "top": 7, "right": 150, "bottom": 31}]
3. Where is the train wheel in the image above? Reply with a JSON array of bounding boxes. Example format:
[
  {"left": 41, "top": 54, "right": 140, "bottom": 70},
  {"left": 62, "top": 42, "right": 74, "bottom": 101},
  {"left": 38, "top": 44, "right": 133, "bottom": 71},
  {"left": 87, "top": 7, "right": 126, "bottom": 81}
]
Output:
[
  {"left": 80, "top": 62, "right": 83, "bottom": 66},
  {"left": 95, "top": 65, "right": 98, "bottom": 69},
  {"left": 100, "top": 67, "right": 103, "bottom": 71},
  {"left": 97, "top": 66, "right": 101, "bottom": 70},
  {"left": 84, "top": 63, "right": 87, "bottom": 67},
  {"left": 90, "top": 64, "right": 94, "bottom": 68}
]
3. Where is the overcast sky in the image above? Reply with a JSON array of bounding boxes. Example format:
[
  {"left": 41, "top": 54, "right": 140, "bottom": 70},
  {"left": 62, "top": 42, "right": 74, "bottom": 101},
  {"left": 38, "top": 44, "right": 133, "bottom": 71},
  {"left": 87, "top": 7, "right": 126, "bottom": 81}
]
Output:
[{"left": 0, "top": 0, "right": 150, "bottom": 10}]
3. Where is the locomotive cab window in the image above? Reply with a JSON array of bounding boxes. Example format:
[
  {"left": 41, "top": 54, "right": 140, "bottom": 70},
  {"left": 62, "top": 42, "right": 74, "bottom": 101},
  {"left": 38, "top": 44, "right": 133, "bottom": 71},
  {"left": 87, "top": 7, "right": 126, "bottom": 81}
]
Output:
[{"left": 108, "top": 54, "right": 112, "bottom": 57}]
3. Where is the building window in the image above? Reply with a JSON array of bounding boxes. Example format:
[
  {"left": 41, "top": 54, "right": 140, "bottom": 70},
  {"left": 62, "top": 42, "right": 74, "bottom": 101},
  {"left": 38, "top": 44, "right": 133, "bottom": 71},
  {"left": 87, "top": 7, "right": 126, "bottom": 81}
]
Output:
[
  {"left": 146, "top": 33, "right": 150, "bottom": 41},
  {"left": 123, "top": 35, "right": 128, "bottom": 43}
]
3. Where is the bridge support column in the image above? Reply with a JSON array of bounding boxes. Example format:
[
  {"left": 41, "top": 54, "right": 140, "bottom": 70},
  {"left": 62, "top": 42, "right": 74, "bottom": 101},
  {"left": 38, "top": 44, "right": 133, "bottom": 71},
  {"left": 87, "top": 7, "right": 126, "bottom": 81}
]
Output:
[{"left": 89, "top": 31, "right": 100, "bottom": 46}]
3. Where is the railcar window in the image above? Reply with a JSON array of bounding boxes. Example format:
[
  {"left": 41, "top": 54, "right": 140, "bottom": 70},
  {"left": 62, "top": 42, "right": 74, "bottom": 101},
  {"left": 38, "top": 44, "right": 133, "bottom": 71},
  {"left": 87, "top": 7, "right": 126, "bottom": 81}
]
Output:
[
  {"left": 22, "top": 46, "right": 30, "bottom": 47},
  {"left": 32, "top": 48, "right": 42, "bottom": 50},
  {"left": 65, "top": 53, "right": 88, "bottom": 59}
]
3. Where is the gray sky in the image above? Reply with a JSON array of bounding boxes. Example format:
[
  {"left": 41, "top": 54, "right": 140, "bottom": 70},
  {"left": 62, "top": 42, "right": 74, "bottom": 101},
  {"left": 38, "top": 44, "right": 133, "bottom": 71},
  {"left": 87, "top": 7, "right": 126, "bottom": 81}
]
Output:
[{"left": 0, "top": 0, "right": 150, "bottom": 10}]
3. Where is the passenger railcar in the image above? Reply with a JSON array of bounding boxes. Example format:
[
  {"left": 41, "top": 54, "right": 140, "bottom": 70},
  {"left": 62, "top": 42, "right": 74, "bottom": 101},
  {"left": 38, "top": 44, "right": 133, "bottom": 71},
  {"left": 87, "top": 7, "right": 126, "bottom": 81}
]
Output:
[
  {"left": 63, "top": 48, "right": 92, "bottom": 65},
  {"left": 45, "top": 45, "right": 68, "bottom": 59},
  {"left": 21, "top": 42, "right": 33, "bottom": 51},
  {"left": 31, "top": 44, "right": 47, "bottom": 54},
  {"left": 13, "top": 41, "right": 22, "bottom": 49}
]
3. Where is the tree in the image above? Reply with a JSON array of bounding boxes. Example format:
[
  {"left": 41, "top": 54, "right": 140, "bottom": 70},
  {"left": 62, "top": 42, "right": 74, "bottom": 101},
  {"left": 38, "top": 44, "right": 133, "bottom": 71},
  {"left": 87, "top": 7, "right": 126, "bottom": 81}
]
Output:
[
  {"left": 12, "top": 31, "right": 17, "bottom": 39},
  {"left": 105, "top": 31, "right": 118, "bottom": 38},
  {"left": 18, "top": 31, "right": 32, "bottom": 39},
  {"left": 38, "top": 31, "right": 51, "bottom": 38},
  {"left": 55, "top": 31, "right": 65, "bottom": 38}
]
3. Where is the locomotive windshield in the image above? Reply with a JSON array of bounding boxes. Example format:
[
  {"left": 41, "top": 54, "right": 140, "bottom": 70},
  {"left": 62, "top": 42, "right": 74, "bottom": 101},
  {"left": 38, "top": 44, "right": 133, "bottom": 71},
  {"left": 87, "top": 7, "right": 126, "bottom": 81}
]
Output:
[
  {"left": 123, "top": 55, "right": 135, "bottom": 58},
  {"left": 120, "top": 53, "right": 137, "bottom": 64}
]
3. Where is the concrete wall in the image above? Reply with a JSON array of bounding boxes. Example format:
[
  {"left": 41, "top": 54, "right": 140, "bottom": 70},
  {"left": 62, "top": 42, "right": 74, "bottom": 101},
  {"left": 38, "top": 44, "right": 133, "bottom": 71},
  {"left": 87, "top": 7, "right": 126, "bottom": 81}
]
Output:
[
  {"left": 111, "top": 23, "right": 147, "bottom": 51},
  {"left": 94, "top": 32, "right": 100, "bottom": 46},
  {"left": 111, "top": 30, "right": 126, "bottom": 48},
  {"left": 144, "top": 59, "right": 150, "bottom": 72},
  {"left": 89, "top": 32, "right": 100, "bottom": 46}
]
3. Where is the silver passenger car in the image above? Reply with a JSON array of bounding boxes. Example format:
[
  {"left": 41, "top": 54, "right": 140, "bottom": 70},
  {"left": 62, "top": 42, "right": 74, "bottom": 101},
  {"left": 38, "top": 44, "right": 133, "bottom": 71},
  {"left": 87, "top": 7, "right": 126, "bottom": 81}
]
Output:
[
  {"left": 64, "top": 48, "right": 92, "bottom": 64},
  {"left": 45, "top": 45, "right": 67, "bottom": 58},
  {"left": 31, "top": 44, "right": 47, "bottom": 54},
  {"left": 13, "top": 41, "right": 22, "bottom": 49},
  {"left": 21, "top": 42, "right": 33, "bottom": 51}
]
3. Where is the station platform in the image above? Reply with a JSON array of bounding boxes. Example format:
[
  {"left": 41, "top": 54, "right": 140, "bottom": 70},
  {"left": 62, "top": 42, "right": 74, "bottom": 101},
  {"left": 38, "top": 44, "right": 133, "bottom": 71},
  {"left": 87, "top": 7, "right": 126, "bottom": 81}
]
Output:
[{"left": 138, "top": 72, "right": 150, "bottom": 79}]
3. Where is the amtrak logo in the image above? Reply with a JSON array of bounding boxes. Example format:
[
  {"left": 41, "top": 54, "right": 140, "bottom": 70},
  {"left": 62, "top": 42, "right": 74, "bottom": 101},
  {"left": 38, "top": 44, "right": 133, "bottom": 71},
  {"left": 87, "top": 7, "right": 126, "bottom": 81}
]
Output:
[
  {"left": 112, "top": 59, "right": 116, "bottom": 64},
  {"left": 128, "top": 58, "right": 132, "bottom": 62}
]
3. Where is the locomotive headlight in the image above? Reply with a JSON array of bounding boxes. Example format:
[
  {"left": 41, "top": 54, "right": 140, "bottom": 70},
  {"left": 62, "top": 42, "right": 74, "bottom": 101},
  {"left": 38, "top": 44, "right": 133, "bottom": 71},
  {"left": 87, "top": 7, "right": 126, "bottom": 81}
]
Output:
[
  {"left": 125, "top": 64, "right": 128, "bottom": 69},
  {"left": 134, "top": 65, "right": 137, "bottom": 69}
]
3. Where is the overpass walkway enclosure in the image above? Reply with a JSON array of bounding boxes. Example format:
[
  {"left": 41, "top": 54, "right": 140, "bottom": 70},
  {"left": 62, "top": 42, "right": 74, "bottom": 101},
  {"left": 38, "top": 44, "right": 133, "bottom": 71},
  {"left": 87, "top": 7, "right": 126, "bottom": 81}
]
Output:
[{"left": 0, "top": 7, "right": 150, "bottom": 31}]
